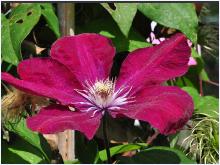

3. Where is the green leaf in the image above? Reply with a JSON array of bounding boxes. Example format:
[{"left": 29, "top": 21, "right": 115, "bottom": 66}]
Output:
[
  {"left": 182, "top": 87, "right": 218, "bottom": 118},
  {"left": 191, "top": 57, "right": 209, "bottom": 82},
  {"left": 199, "top": 68, "right": 210, "bottom": 81},
  {"left": 175, "top": 77, "right": 196, "bottom": 88},
  {"left": 101, "top": 3, "right": 137, "bottom": 37},
  {"left": 190, "top": 48, "right": 210, "bottom": 81},
  {"left": 99, "top": 143, "right": 147, "bottom": 161},
  {"left": 5, "top": 118, "right": 52, "bottom": 163},
  {"left": 118, "top": 146, "right": 196, "bottom": 164},
  {"left": 1, "top": 14, "right": 19, "bottom": 65},
  {"left": 169, "top": 133, "right": 180, "bottom": 148},
  {"left": 182, "top": 86, "right": 200, "bottom": 109},
  {"left": 39, "top": 3, "right": 60, "bottom": 37},
  {"left": 183, "top": 77, "right": 196, "bottom": 88},
  {"left": 196, "top": 96, "right": 219, "bottom": 118},
  {"left": 64, "top": 159, "right": 80, "bottom": 164},
  {"left": 191, "top": 48, "right": 201, "bottom": 58},
  {"left": 77, "top": 18, "right": 151, "bottom": 52},
  {"left": 138, "top": 3, "right": 198, "bottom": 43},
  {"left": 2, "top": 140, "right": 29, "bottom": 164},
  {"left": 128, "top": 39, "right": 152, "bottom": 52},
  {"left": 75, "top": 132, "right": 99, "bottom": 164},
  {"left": 2, "top": 137, "right": 47, "bottom": 164},
  {"left": 9, "top": 4, "right": 41, "bottom": 60}
]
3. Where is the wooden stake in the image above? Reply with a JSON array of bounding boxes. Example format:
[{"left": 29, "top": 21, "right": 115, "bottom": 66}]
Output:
[{"left": 57, "top": 3, "right": 75, "bottom": 161}]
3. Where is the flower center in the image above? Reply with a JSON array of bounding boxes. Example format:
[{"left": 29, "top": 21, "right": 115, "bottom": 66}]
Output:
[
  {"left": 74, "top": 78, "right": 134, "bottom": 117},
  {"left": 93, "top": 80, "right": 114, "bottom": 99}
]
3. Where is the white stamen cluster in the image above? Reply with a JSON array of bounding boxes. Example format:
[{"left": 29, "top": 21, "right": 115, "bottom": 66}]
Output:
[{"left": 74, "top": 78, "right": 134, "bottom": 117}]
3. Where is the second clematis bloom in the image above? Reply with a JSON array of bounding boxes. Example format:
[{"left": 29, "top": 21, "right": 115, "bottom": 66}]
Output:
[{"left": 1, "top": 33, "right": 194, "bottom": 139}]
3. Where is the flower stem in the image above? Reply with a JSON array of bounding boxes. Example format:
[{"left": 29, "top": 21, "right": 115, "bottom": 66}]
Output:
[
  {"left": 103, "top": 112, "right": 111, "bottom": 164},
  {"left": 204, "top": 80, "right": 219, "bottom": 86},
  {"left": 146, "top": 131, "right": 159, "bottom": 145}
]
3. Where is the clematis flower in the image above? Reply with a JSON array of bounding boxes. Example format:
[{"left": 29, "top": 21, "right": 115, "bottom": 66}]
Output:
[
  {"left": 146, "top": 21, "right": 197, "bottom": 66},
  {"left": 1, "top": 33, "right": 194, "bottom": 140}
]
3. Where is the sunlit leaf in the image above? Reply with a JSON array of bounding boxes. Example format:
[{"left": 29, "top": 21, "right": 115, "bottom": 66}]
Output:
[
  {"left": 9, "top": 4, "right": 41, "bottom": 60},
  {"left": 191, "top": 48, "right": 201, "bottom": 58},
  {"left": 182, "top": 87, "right": 218, "bottom": 118},
  {"left": 64, "top": 159, "right": 80, "bottom": 164},
  {"left": 196, "top": 96, "right": 219, "bottom": 118},
  {"left": 199, "top": 69, "right": 210, "bottom": 81},
  {"left": 2, "top": 137, "right": 47, "bottom": 164},
  {"left": 5, "top": 118, "right": 52, "bottom": 162},
  {"left": 101, "top": 3, "right": 137, "bottom": 37},
  {"left": 99, "top": 143, "right": 147, "bottom": 161},
  {"left": 39, "top": 3, "right": 60, "bottom": 37},
  {"left": 1, "top": 14, "right": 19, "bottom": 65},
  {"left": 182, "top": 86, "right": 200, "bottom": 109},
  {"left": 138, "top": 3, "right": 198, "bottom": 43},
  {"left": 77, "top": 18, "right": 151, "bottom": 52}
]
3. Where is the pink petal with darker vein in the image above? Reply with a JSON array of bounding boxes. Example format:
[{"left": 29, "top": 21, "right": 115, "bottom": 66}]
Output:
[
  {"left": 50, "top": 33, "right": 116, "bottom": 83},
  {"left": 2, "top": 58, "right": 82, "bottom": 105},
  {"left": 117, "top": 33, "right": 191, "bottom": 93},
  {"left": 112, "top": 86, "right": 194, "bottom": 135},
  {"left": 27, "top": 104, "right": 102, "bottom": 140}
]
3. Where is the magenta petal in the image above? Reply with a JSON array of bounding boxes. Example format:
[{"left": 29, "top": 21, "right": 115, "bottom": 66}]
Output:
[
  {"left": 117, "top": 86, "right": 194, "bottom": 135},
  {"left": 27, "top": 104, "right": 102, "bottom": 140},
  {"left": 1, "top": 73, "right": 74, "bottom": 105},
  {"left": 50, "top": 33, "right": 116, "bottom": 83},
  {"left": 117, "top": 33, "right": 191, "bottom": 92},
  {"left": 2, "top": 58, "right": 82, "bottom": 105}
]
